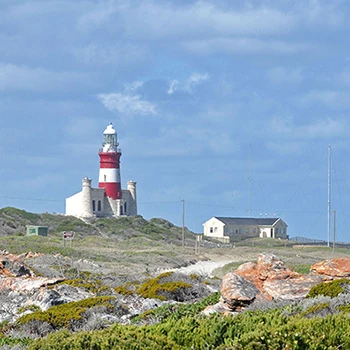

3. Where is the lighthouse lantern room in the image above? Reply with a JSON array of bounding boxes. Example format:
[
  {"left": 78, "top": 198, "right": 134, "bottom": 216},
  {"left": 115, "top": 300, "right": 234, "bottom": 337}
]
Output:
[{"left": 65, "top": 123, "right": 137, "bottom": 219}]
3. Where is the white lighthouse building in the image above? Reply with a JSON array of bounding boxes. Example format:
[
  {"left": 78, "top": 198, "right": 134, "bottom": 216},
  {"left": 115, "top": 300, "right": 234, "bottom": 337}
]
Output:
[{"left": 65, "top": 123, "right": 137, "bottom": 219}]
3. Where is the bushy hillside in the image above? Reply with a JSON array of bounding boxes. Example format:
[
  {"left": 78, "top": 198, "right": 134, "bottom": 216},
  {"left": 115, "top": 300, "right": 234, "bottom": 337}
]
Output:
[{"left": 0, "top": 207, "right": 193, "bottom": 243}]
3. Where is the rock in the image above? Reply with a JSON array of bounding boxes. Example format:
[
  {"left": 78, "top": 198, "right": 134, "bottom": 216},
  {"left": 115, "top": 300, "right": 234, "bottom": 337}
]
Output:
[
  {"left": 233, "top": 253, "right": 323, "bottom": 301},
  {"left": 202, "top": 301, "right": 237, "bottom": 316},
  {"left": 0, "top": 253, "right": 34, "bottom": 277},
  {"left": 0, "top": 276, "right": 64, "bottom": 292},
  {"left": 263, "top": 275, "right": 323, "bottom": 300},
  {"left": 311, "top": 258, "right": 350, "bottom": 277},
  {"left": 28, "top": 284, "right": 93, "bottom": 311},
  {"left": 220, "top": 273, "right": 258, "bottom": 311}
]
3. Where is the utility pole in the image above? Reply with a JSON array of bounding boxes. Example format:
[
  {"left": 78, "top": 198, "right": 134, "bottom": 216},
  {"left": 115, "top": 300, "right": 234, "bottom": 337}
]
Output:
[
  {"left": 181, "top": 199, "right": 185, "bottom": 247},
  {"left": 333, "top": 210, "right": 336, "bottom": 254},
  {"left": 327, "top": 145, "right": 331, "bottom": 247}
]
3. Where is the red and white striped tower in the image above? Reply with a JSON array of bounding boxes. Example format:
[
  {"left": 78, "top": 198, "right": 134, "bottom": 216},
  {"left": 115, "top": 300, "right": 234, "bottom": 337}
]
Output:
[{"left": 98, "top": 123, "right": 122, "bottom": 200}]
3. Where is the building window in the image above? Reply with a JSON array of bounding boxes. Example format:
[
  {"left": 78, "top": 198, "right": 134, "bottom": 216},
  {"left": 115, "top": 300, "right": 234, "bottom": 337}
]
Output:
[
  {"left": 120, "top": 205, "right": 123, "bottom": 215},
  {"left": 92, "top": 200, "right": 96, "bottom": 211},
  {"left": 124, "top": 202, "right": 127, "bottom": 213},
  {"left": 104, "top": 175, "right": 107, "bottom": 182},
  {"left": 98, "top": 200, "right": 101, "bottom": 211},
  {"left": 210, "top": 227, "right": 213, "bottom": 233},
  {"left": 214, "top": 227, "right": 217, "bottom": 232}
]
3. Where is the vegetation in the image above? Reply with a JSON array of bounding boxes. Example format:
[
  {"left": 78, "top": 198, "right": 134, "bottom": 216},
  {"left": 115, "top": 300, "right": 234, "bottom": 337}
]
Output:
[
  {"left": 132, "top": 292, "right": 220, "bottom": 324},
  {"left": 16, "top": 296, "right": 115, "bottom": 330},
  {"left": 307, "top": 279, "right": 350, "bottom": 298},
  {"left": 137, "top": 272, "right": 192, "bottom": 301},
  {"left": 27, "top": 308, "right": 350, "bottom": 349}
]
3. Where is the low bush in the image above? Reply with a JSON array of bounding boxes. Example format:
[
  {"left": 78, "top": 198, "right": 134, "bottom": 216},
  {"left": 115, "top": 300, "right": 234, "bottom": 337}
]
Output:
[
  {"left": 16, "top": 296, "right": 115, "bottom": 330},
  {"left": 28, "top": 309, "right": 350, "bottom": 349},
  {"left": 137, "top": 272, "right": 192, "bottom": 301},
  {"left": 132, "top": 292, "right": 220, "bottom": 324},
  {"left": 307, "top": 278, "right": 350, "bottom": 298}
]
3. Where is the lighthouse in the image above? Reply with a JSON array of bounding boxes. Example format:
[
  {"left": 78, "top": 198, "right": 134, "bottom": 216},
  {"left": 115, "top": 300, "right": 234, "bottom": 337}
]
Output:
[
  {"left": 65, "top": 123, "right": 137, "bottom": 219},
  {"left": 98, "top": 123, "right": 122, "bottom": 200}
]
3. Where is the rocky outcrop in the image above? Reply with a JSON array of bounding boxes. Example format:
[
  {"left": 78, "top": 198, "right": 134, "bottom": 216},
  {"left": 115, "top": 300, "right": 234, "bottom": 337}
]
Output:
[
  {"left": 311, "top": 258, "right": 350, "bottom": 277},
  {"left": 0, "top": 252, "right": 35, "bottom": 277},
  {"left": 234, "top": 253, "right": 323, "bottom": 301},
  {"left": 205, "top": 254, "right": 350, "bottom": 315}
]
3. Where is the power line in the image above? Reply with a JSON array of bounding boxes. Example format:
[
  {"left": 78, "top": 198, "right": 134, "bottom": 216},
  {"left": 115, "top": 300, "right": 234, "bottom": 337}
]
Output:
[{"left": 0, "top": 195, "right": 62, "bottom": 203}]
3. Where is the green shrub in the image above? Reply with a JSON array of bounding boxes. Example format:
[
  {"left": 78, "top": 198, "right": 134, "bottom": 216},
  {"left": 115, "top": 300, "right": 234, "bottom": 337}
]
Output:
[
  {"left": 16, "top": 296, "right": 115, "bottom": 330},
  {"left": 137, "top": 272, "right": 192, "bottom": 301},
  {"left": 27, "top": 310, "right": 350, "bottom": 350},
  {"left": 133, "top": 292, "right": 220, "bottom": 324},
  {"left": 307, "top": 278, "right": 350, "bottom": 298},
  {"left": 301, "top": 302, "right": 330, "bottom": 317},
  {"left": 53, "top": 278, "right": 111, "bottom": 294},
  {"left": 115, "top": 285, "right": 134, "bottom": 296},
  {"left": 18, "top": 304, "right": 42, "bottom": 314}
]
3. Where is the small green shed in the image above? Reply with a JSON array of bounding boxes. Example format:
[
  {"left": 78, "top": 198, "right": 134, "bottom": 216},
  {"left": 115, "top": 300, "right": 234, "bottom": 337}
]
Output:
[{"left": 26, "top": 225, "right": 48, "bottom": 237}]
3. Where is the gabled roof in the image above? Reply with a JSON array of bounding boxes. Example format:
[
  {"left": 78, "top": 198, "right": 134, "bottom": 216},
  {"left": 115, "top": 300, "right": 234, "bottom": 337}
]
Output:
[{"left": 214, "top": 217, "right": 282, "bottom": 226}]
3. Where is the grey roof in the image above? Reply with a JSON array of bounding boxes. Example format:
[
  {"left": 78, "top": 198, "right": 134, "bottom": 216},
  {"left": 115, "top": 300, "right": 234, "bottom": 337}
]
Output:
[{"left": 214, "top": 217, "right": 282, "bottom": 226}]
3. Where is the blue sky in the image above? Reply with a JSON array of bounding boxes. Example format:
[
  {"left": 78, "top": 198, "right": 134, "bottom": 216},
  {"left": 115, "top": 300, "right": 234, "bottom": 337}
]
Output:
[{"left": 1, "top": 0, "right": 350, "bottom": 242}]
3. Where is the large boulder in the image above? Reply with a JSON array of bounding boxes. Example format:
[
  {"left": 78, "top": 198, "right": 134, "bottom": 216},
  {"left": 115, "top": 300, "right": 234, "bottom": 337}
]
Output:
[
  {"left": 220, "top": 273, "right": 258, "bottom": 309},
  {"left": 311, "top": 258, "right": 350, "bottom": 277},
  {"left": 234, "top": 253, "right": 323, "bottom": 300}
]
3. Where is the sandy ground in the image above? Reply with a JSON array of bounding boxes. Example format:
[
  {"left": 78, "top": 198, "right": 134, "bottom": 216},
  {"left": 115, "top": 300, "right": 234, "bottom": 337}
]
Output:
[{"left": 169, "top": 260, "right": 233, "bottom": 277}]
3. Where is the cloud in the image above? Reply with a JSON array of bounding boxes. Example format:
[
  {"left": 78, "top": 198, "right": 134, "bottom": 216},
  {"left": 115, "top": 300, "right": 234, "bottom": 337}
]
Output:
[
  {"left": 98, "top": 92, "right": 157, "bottom": 116},
  {"left": 299, "top": 90, "right": 350, "bottom": 109},
  {"left": 267, "top": 67, "right": 303, "bottom": 85},
  {"left": 167, "top": 73, "right": 209, "bottom": 95},
  {"left": 0, "top": 63, "right": 93, "bottom": 93},
  {"left": 167, "top": 80, "right": 180, "bottom": 95},
  {"left": 125, "top": 3, "right": 296, "bottom": 38},
  {"left": 183, "top": 37, "right": 309, "bottom": 55},
  {"left": 267, "top": 116, "right": 350, "bottom": 140}
]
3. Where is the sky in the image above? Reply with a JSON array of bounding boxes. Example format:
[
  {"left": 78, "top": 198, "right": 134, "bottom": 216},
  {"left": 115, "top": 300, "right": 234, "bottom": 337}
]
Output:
[{"left": 1, "top": 0, "right": 350, "bottom": 242}]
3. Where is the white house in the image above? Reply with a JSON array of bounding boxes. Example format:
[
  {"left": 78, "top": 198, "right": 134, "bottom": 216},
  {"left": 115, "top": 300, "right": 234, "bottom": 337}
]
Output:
[{"left": 203, "top": 217, "right": 288, "bottom": 243}]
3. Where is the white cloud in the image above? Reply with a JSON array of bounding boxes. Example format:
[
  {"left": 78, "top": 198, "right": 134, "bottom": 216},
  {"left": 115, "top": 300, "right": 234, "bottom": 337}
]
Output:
[
  {"left": 183, "top": 38, "right": 309, "bottom": 55},
  {"left": 167, "top": 80, "right": 180, "bottom": 95},
  {"left": 268, "top": 116, "right": 350, "bottom": 140},
  {"left": 126, "top": 3, "right": 296, "bottom": 38},
  {"left": 167, "top": 73, "right": 209, "bottom": 95},
  {"left": 124, "top": 81, "right": 143, "bottom": 92},
  {"left": 98, "top": 93, "right": 157, "bottom": 116},
  {"left": 267, "top": 67, "right": 303, "bottom": 85},
  {"left": 300, "top": 90, "right": 350, "bottom": 109}
]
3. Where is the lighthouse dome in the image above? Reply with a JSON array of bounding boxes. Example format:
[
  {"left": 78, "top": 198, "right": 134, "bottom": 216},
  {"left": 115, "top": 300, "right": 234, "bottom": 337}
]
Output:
[{"left": 103, "top": 123, "right": 116, "bottom": 135}]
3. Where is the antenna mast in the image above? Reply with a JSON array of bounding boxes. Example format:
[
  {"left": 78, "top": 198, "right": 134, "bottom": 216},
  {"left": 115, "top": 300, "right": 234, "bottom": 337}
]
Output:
[
  {"left": 249, "top": 143, "right": 252, "bottom": 217},
  {"left": 327, "top": 145, "right": 331, "bottom": 247}
]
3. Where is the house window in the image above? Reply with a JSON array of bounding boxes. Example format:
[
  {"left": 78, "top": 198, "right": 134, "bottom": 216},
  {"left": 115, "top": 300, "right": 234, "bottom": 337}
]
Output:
[
  {"left": 124, "top": 202, "right": 127, "bottom": 213},
  {"left": 97, "top": 200, "right": 101, "bottom": 211},
  {"left": 210, "top": 227, "right": 213, "bottom": 233},
  {"left": 92, "top": 200, "right": 96, "bottom": 211},
  {"left": 214, "top": 227, "right": 217, "bottom": 232},
  {"left": 104, "top": 175, "right": 107, "bottom": 181}
]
